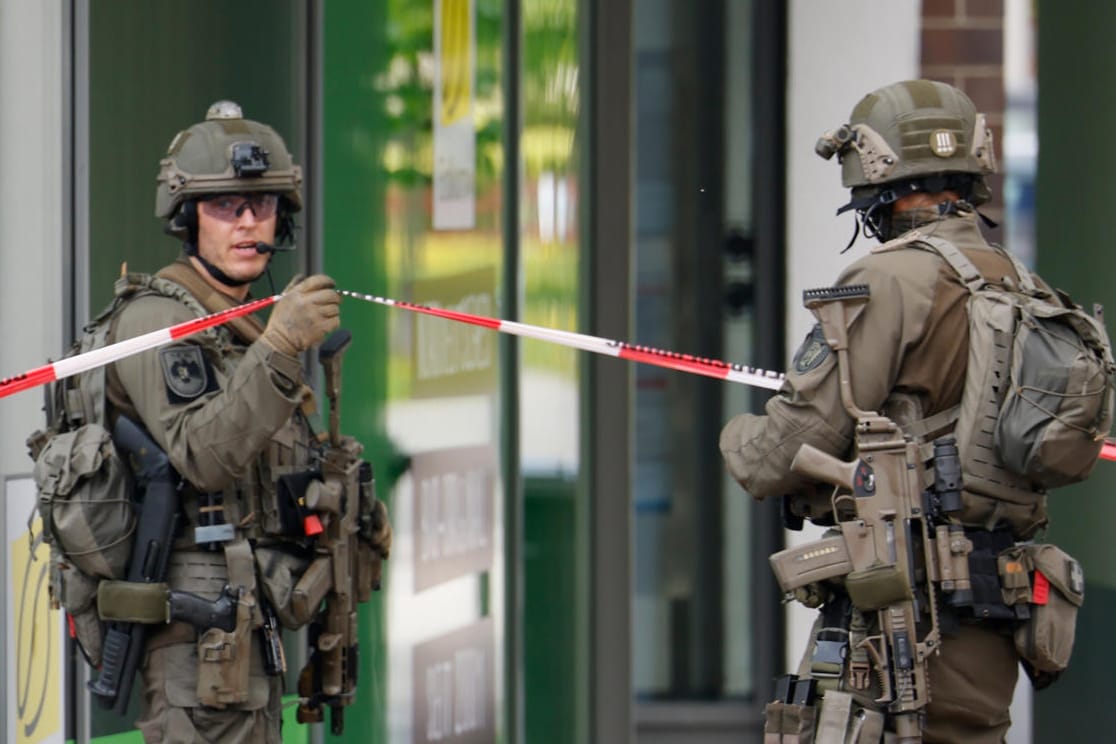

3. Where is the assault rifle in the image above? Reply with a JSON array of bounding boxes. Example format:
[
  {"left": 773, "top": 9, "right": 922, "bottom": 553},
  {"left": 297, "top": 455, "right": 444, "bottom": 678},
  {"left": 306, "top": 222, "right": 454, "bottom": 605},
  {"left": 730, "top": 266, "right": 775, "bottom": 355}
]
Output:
[
  {"left": 297, "top": 329, "right": 384, "bottom": 734},
  {"left": 782, "top": 286, "right": 948, "bottom": 743}
]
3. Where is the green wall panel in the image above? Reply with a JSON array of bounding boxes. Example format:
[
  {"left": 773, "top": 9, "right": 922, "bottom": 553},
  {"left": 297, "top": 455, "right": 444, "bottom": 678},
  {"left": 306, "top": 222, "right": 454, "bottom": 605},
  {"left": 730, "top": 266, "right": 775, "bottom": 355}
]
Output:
[
  {"left": 321, "top": 0, "right": 392, "bottom": 741},
  {"left": 88, "top": 0, "right": 304, "bottom": 316},
  {"left": 1036, "top": 1, "right": 1116, "bottom": 738}
]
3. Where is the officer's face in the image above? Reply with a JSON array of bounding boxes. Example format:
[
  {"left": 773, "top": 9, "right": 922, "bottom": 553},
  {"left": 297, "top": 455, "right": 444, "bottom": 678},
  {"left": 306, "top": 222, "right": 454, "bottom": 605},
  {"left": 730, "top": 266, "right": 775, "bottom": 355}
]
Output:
[{"left": 195, "top": 193, "right": 278, "bottom": 294}]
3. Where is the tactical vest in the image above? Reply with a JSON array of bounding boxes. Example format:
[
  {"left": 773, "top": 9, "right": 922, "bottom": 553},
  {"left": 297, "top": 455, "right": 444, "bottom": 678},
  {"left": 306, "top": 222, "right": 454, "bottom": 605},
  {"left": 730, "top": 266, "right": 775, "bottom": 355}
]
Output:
[{"left": 30, "top": 264, "right": 323, "bottom": 667}]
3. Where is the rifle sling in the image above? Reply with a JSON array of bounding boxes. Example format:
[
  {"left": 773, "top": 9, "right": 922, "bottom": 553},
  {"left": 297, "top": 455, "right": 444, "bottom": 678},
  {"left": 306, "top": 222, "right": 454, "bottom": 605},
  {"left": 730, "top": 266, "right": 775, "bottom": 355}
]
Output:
[{"left": 157, "top": 259, "right": 265, "bottom": 345}]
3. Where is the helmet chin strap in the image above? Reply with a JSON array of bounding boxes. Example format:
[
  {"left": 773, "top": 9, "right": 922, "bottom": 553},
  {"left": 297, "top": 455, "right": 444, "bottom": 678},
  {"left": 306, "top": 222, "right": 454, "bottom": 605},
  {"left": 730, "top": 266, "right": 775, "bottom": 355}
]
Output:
[{"left": 183, "top": 241, "right": 267, "bottom": 289}]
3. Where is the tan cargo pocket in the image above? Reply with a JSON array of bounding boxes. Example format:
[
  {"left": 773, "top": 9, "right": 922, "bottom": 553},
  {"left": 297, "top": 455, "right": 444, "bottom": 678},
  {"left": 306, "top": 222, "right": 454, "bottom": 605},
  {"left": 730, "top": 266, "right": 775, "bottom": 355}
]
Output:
[{"left": 1013, "top": 543, "right": 1085, "bottom": 673}]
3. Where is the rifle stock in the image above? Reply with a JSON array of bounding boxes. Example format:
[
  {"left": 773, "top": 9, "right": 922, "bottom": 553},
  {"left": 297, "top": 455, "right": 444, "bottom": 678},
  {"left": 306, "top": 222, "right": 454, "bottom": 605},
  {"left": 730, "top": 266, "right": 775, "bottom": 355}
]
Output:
[{"left": 790, "top": 286, "right": 941, "bottom": 743}]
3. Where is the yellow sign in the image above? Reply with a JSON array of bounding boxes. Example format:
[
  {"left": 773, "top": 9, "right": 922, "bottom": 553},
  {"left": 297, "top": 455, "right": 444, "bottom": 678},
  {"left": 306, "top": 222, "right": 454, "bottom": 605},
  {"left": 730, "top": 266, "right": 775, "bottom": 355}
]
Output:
[
  {"left": 439, "top": 0, "right": 472, "bottom": 126},
  {"left": 10, "top": 516, "right": 62, "bottom": 744}
]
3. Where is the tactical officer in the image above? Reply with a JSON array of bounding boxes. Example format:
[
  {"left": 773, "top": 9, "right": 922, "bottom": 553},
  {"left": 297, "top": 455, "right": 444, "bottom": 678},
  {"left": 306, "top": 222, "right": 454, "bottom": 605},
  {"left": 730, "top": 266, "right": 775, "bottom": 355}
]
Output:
[
  {"left": 100, "top": 101, "right": 391, "bottom": 742},
  {"left": 720, "top": 81, "right": 1039, "bottom": 742}
]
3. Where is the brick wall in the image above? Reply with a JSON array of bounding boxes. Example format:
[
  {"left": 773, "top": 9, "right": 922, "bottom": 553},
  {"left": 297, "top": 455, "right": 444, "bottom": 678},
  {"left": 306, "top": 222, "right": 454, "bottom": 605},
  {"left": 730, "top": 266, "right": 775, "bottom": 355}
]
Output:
[{"left": 921, "top": 0, "right": 1006, "bottom": 238}]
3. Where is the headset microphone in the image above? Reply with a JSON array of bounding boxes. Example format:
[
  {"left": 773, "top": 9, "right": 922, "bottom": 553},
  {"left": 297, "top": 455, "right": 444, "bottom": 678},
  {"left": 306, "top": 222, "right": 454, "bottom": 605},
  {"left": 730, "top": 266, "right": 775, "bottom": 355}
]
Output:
[{"left": 255, "top": 242, "right": 294, "bottom": 254}]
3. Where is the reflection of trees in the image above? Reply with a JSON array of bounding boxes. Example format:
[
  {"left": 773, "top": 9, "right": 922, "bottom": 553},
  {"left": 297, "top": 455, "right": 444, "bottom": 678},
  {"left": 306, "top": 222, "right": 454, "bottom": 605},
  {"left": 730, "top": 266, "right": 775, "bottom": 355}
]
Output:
[
  {"left": 378, "top": 0, "right": 504, "bottom": 189},
  {"left": 523, "top": 0, "right": 579, "bottom": 177},
  {"left": 373, "top": 0, "right": 579, "bottom": 192}
]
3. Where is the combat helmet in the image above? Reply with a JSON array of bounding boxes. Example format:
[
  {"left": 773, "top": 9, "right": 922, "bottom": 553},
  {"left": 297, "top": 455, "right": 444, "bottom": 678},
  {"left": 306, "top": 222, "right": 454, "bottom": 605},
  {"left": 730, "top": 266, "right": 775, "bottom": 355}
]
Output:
[
  {"left": 815, "top": 80, "right": 996, "bottom": 241},
  {"left": 156, "top": 100, "right": 302, "bottom": 240}
]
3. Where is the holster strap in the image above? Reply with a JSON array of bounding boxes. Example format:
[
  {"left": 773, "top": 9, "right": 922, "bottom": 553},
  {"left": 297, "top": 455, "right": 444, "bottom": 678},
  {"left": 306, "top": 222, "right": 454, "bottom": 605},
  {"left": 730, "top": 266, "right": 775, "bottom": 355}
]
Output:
[
  {"left": 223, "top": 537, "right": 263, "bottom": 627},
  {"left": 97, "top": 580, "right": 169, "bottom": 623}
]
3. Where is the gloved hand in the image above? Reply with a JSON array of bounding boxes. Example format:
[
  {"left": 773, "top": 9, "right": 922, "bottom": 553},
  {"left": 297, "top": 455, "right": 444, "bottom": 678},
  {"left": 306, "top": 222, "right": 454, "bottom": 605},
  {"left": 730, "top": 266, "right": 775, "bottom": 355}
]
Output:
[
  {"left": 260, "top": 274, "right": 341, "bottom": 355},
  {"left": 368, "top": 499, "right": 393, "bottom": 560}
]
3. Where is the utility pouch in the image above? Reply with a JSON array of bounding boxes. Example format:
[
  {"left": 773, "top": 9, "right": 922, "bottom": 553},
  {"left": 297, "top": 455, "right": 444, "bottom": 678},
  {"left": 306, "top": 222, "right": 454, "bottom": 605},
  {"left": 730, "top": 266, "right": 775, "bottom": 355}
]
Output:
[
  {"left": 196, "top": 587, "right": 254, "bottom": 708},
  {"left": 815, "top": 690, "right": 853, "bottom": 742},
  {"left": 1012, "top": 543, "right": 1084, "bottom": 675},
  {"left": 254, "top": 546, "right": 312, "bottom": 629},
  {"left": 52, "top": 547, "right": 104, "bottom": 666},
  {"left": 781, "top": 703, "right": 817, "bottom": 743},
  {"left": 844, "top": 564, "right": 912, "bottom": 611},
  {"left": 290, "top": 555, "right": 333, "bottom": 626},
  {"left": 764, "top": 702, "right": 786, "bottom": 744},
  {"left": 996, "top": 545, "right": 1032, "bottom": 608},
  {"left": 34, "top": 423, "right": 135, "bottom": 580}
]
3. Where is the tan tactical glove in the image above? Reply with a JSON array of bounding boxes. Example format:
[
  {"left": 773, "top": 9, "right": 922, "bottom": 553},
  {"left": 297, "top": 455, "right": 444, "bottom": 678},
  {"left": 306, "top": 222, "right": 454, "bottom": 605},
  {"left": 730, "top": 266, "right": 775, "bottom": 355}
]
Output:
[
  {"left": 260, "top": 274, "right": 341, "bottom": 356},
  {"left": 369, "top": 499, "right": 393, "bottom": 560}
]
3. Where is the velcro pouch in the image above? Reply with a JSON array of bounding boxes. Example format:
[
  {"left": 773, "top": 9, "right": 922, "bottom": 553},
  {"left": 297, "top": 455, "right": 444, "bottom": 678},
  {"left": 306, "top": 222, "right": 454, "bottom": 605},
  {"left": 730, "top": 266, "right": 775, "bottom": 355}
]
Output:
[
  {"left": 996, "top": 545, "right": 1033, "bottom": 608},
  {"left": 844, "top": 563, "right": 912, "bottom": 611},
  {"left": 97, "top": 580, "right": 169, "bottom": 623},
  {"left": 1013, "top": 543, "right": 1085, "bottom": 673}
]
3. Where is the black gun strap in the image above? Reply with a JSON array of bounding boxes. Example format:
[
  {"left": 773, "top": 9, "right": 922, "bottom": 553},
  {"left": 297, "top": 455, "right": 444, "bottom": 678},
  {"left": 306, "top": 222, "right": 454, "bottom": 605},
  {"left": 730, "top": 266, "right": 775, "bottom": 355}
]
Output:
[{"left": 810, "top": 594, "right": 852, "bottom": 686}]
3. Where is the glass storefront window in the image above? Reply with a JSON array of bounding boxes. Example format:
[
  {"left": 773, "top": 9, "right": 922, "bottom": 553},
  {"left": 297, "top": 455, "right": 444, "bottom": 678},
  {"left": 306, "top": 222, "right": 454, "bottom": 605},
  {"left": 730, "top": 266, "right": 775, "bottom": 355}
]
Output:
[
  {"left": 325, "top": 1, "right": 508, "bottom": 742},
  {"left": 519, "top": 0, "right": 582, "bottom": 742},
  {"left": 632, "top": 0, "right": 758, "bottom": 703}
]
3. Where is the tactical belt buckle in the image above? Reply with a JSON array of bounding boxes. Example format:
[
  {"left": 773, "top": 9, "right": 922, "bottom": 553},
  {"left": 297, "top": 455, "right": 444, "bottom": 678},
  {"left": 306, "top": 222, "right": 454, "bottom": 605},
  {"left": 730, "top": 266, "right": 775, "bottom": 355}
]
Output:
[{"left": 810, "top": 637, "right": 848, "bottom": 679}]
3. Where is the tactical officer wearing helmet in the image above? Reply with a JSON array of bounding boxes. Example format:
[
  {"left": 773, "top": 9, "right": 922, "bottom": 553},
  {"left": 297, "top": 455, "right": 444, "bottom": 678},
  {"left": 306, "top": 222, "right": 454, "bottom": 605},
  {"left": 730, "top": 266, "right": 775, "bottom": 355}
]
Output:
[
  {"left": 97, "top": 101, "right": 392, "bottom": 742},
  {"left": 720, "top": 80, "right": 1078, "bottom": 742}
]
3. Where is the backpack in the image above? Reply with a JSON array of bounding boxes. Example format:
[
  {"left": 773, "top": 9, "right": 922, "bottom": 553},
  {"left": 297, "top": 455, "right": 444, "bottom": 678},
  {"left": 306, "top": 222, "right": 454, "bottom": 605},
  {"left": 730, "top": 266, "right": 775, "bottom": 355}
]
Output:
[
  {"left": 26, "top": 272, "right": 213, "bottom": 666},
  {"left": 915, "top": 235, "right": 1115, "bottom": 501}
]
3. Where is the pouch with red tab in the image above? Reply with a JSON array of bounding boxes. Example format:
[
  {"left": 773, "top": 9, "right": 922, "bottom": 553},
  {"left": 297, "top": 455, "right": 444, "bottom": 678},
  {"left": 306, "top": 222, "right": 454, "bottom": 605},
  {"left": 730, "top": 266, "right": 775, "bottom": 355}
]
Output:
[{"left": 1013, "top": 543, "right": 1085, "bottom": 675}]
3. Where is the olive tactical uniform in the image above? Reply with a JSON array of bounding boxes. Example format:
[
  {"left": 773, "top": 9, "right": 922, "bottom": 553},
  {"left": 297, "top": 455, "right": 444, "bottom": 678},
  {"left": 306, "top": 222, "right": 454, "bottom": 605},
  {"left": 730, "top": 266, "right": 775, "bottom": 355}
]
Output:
[
  {"left": 721, "top": 212, "right": 1021, "bottom": 742},
  {"left": 93, "top": 103, "right": 390, "bottom": 743},
  {"left": 109, "top": 260, "right": 313, "bottom": 742},
  {"left": 720, "top": 81, "right": 1093, "bottom": 743}
]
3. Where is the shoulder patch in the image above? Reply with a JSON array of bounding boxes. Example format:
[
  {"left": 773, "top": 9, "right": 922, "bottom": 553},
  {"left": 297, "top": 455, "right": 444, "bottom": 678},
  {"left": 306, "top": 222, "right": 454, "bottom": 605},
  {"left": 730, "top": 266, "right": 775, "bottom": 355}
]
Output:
[
  {"left": 792, "top": 324, "right": 832, "bottom": 374},
  {"left": 159, "top": 345, "right": 217, "bottom": 403}
]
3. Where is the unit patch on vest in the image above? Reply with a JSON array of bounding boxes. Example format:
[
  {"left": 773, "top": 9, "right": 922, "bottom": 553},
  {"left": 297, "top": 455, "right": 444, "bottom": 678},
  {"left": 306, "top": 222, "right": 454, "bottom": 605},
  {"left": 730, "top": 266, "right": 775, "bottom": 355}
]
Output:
[
  {"left": 160, "top": 345, "right": 217, "bottom": 403},
  {"left": 792, "top": 324, "right": 831, "bottom": 374}
]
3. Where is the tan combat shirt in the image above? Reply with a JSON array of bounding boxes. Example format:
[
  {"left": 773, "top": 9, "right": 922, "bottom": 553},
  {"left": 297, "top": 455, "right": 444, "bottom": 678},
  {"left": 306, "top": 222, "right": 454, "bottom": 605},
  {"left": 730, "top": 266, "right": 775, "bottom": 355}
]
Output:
[
  {"left": 109, "top": 261, "right": 305, "bottom": 494},
  {"left": 720, "top": 211, "right": 1025, "bottom": 505}
]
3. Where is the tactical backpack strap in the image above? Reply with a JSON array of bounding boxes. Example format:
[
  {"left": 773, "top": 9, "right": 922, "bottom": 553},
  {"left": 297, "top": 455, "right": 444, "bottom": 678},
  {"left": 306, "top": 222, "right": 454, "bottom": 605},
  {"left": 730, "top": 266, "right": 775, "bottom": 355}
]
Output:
[
  {"left": 995, "top": 245, "right": 1038, "bottom": 294},
  {"left": 911, "top": 233, "right": 985, "bottom": 292},
  {"left": 915, "top": 232, "right": 1038, "bottom": 296}
]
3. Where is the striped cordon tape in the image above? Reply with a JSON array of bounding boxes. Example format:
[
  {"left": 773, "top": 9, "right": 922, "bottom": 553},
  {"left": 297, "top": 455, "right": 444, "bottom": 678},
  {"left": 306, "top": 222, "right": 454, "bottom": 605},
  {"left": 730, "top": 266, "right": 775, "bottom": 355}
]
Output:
[
  {"left": 0, "top": 294, "right": 279, "bottom": 400},
  {"left": 3, "top": 289, "right": 1114, "bottom": 464}
]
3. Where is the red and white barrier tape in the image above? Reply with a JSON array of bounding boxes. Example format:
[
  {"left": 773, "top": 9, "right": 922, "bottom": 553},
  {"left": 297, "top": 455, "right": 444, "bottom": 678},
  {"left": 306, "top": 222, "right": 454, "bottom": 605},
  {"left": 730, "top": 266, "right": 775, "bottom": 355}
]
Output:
[
  {"left": 4, "top": 288, "right": 1115, "bottom": 466},
  {"left": 0, "top": 295, "right": 279, "bottom": 400},
  {"left": 338, "top": 290, "right": 786, "bottom": 390}
]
